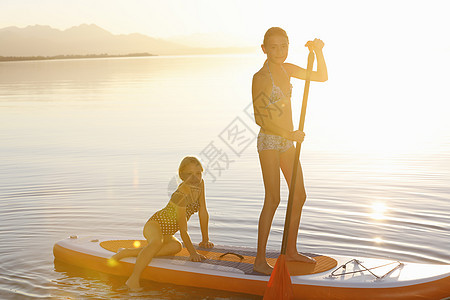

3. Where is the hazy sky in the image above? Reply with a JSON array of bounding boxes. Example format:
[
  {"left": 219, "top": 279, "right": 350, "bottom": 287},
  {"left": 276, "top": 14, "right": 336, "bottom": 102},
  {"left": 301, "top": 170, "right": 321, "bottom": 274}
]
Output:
[
  {"left": 1, "top": 0, "right": 449, "bottom": 49},
  {"left": 1, "top": 0, "right": 449, "bottom": 154}
]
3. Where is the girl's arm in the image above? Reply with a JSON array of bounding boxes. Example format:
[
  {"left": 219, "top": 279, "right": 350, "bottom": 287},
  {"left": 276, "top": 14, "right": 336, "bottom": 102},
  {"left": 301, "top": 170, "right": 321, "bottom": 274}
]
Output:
[
  {"left": 198, "top": 180, "right": 214, "bottom": 248},
  {"left": 285, "top": 38, "right": 328, "bottom": 82},
  {"left": 252, "top": 74, "right": 304, "bottom": 142},
  {"left": 176, "top": 205, "right": 206, "bottom": 262}
]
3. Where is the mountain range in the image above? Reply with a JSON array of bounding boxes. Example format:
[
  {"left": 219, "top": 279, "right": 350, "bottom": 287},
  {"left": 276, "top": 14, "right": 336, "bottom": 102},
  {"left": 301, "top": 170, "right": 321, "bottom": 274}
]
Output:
[{"left": 0, "top": 24, "right": 255, "bottom": 57}]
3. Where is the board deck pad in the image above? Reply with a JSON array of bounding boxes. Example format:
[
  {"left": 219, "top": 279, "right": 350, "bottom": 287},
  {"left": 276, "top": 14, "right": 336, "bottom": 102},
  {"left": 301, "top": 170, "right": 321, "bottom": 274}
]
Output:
[{"left": 100, "top": 239, "right": 337, "bottom": 276}]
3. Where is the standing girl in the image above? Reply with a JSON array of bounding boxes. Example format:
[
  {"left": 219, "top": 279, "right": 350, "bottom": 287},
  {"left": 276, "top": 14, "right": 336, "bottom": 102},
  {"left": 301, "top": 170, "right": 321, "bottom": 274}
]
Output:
[
  {"left": 252, "top": 27, "right": 328, "bottom": 275},
  {"left": 110, "top": 156, "right": 214, "bottom": 290}
]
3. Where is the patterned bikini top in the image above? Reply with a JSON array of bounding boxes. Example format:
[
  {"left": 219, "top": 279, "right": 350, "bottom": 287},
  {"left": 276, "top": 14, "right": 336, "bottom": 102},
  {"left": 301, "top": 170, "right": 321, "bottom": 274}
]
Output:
[
  {"left": 169, "top": 185, "right": 201, "bottom": 220},
  {"left": 266, "top": 61, "right": 293, "bottom": 107},
  {"left": 185, "top": 198, "right": 200, "bottom": 220}
]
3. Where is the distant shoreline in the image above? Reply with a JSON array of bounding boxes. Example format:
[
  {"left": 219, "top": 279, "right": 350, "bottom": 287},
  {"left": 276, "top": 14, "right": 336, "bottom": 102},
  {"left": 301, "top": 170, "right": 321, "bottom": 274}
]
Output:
[{"left": 0, "top": 53, "right": 157, "bottom": 62}]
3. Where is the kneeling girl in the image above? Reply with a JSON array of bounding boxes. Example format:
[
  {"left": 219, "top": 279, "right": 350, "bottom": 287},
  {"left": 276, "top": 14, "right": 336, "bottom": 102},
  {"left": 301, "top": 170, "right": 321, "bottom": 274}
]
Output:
[{"left": 110, "top": 156, "right": 214, "bottom": 290}]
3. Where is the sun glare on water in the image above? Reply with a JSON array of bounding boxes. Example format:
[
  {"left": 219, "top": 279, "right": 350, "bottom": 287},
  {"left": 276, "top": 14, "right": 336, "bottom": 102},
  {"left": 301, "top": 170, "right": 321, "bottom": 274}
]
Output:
[
  {"left": 373, "top": 237, "right": 383, "bottom": 244},
  {"left": 371, "top": 202, "right": 388, "bottom": 220}
]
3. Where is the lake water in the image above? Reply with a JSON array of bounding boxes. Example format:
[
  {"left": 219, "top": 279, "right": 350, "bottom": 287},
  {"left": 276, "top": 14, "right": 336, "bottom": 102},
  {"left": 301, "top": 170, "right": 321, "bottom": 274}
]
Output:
[{"left": 0, "top": 54, "right": 449, "bottom": 299}]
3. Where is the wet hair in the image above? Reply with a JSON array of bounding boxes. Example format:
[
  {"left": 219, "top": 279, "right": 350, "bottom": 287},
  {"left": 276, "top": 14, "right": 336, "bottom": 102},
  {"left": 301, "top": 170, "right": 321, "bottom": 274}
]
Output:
[
  {"left": 178, "top": 156, "right": 203, "bottom": 181},
  {"left": 263, "top": 27, "right": 289, "bottom": 46}
]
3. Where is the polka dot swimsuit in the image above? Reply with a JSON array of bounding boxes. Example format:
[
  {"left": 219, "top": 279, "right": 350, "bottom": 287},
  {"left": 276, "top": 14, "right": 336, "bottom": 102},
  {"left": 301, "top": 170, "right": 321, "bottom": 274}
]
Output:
[{"left": 148, "top": 185, "right": 201, "bottom": 235}]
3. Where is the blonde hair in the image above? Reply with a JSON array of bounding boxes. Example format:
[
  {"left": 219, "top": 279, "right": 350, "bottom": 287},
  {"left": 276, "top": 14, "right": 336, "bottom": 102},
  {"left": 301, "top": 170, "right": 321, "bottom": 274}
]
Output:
[
  {"left": 178, "top": 156, "right": 203, "bottom": 181},
  {"left": 263, "top": 27, "right": 289, "bottom": 46}
]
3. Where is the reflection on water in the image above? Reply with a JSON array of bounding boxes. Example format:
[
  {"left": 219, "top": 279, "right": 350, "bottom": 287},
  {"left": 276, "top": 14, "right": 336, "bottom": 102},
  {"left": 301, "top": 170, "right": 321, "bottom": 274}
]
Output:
[
  {"left": 370, "top": 202, "right": 387, "bottom": 220},
  {"left": 373, "top": 237, "right": 383, "bottom": 244},
  {"left": 0, "top": 55, "right": 449, "bottom": 299}
]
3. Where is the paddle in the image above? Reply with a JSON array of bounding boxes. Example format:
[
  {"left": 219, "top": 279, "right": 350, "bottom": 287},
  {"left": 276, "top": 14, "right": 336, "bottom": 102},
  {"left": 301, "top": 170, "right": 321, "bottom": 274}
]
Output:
[{"left": 263, "top": 43, "right": 315, "bottom": 300}]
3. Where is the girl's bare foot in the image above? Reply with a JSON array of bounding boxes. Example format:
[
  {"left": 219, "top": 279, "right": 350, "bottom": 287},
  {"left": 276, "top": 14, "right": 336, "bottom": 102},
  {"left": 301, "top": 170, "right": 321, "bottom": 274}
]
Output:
[
  {"left": 125, "top": 277, "right": 143, "bottom": 292},
  {"left": 110, "top": 248, "right": 125, "bottom": 261},
  {"left": 253, "top": 260, "right": 273, "bottom": 275},
  {"left": 110, "top": 254, "right": 120, "bottom": 261},
  {"left": 286, "top": 252, "right": 316, "bottom": 264}
]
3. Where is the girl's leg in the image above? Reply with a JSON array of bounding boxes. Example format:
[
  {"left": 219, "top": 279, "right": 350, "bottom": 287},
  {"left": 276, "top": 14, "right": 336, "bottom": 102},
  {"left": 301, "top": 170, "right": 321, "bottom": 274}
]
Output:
[
  {"left": 156, "top": 235, "right": 182, "bottom": 256},
  {"left": 112, "top": 236, "right": 182, "bottom": 261},
  {"left": 111, "top": 247, "right": 142, "bottom": 261},
  {"left": 254, "top": 149, "right": 281, "bottom": 275},
  {"left": 279, "top": 147, "right": 315, "bottom": 263},
  {"left": 126, "top": 221, "right": 164, "bottom": 290}
]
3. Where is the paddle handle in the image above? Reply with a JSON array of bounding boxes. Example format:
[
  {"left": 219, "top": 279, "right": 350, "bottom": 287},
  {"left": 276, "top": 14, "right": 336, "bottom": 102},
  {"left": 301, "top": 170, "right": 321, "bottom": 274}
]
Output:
[
  {"left": 299, "top": 50, "right": 315, "bottom": 131},
  {"left": 280, "top": 49, "right": 315, "bottom": 255}
]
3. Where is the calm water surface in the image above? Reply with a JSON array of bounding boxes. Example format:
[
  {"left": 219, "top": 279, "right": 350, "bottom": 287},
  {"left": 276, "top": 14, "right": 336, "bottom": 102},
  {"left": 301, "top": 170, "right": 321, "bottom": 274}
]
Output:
[{"left": 0, "top": 55, "right": 449, "bottom": 299}]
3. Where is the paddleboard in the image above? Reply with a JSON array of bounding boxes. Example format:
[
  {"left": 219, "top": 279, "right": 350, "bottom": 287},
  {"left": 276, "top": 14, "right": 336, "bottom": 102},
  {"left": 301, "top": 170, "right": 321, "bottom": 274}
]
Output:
[{"left": 53, "top": 236, "right": 450, "bottom": 299}]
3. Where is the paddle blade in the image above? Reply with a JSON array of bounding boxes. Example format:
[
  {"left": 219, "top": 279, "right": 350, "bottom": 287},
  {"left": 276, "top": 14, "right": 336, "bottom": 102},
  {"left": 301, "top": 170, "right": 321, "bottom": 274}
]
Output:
[{"left": 263, "top": 254, "right": 294, "bottom": 300}]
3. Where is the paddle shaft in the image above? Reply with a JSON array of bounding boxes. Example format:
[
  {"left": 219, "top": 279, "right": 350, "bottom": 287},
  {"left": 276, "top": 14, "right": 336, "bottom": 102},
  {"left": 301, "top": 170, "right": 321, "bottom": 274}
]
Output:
[{"left": 280, "top": 49, "right": 315, "bottom": 255}]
